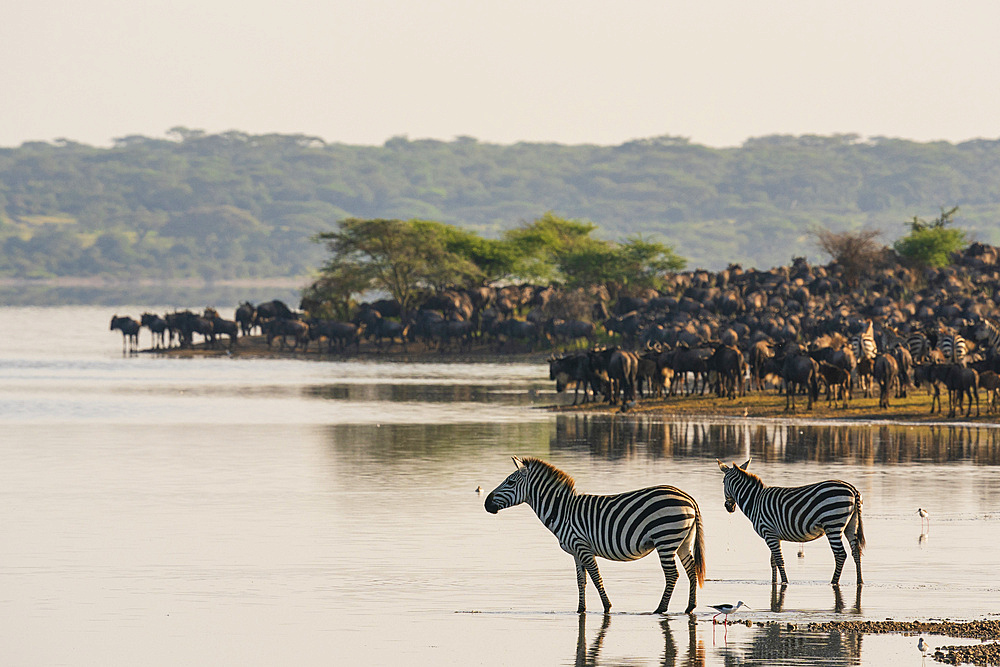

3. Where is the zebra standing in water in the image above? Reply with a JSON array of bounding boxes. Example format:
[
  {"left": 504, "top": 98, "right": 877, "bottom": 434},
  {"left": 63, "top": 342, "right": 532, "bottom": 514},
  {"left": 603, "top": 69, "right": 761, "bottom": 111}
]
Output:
[
  {"left": 718, "top": 459, "right": 864, "bottom": 585},
  {"left": 484, "top": 457, "right": 706, "bottom": 613}
]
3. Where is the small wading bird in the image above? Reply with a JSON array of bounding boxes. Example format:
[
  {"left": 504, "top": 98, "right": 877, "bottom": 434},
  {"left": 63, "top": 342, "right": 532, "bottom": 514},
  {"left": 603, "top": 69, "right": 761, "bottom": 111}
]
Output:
[
  {"left": 709, "top": 600, "right": 749, "bottom": 624},
  {"left": 918, "top": 637, "right": 929, "bottom": 662},
  {"left": 918, "top": 508, "right": 929, "bottom": 530}
]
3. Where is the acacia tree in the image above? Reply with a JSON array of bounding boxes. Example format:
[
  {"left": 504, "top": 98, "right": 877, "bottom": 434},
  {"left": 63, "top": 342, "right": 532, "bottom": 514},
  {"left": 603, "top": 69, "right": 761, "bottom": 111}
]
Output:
[
  {"left": 310, "top": 218, "right": 483, "bottom": 314},
  {"left": 893, "top": 206, "right": 967, "bottom": 268},
  {"left": 812, "top": 226, "right": 886, "bottom": 288}
]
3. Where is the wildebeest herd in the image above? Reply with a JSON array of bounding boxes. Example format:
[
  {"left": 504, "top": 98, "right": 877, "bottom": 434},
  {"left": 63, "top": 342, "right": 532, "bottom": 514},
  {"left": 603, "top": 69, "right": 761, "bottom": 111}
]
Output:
[{"left": 112, "top": 243, "right": 1000, "bottom": 418}]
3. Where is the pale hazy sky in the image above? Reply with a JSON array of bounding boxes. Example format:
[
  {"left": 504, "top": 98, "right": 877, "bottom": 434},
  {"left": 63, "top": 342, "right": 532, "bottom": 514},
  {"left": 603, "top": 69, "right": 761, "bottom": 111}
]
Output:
[{"left": 3, "top": 0, "right": 999, "bottom": 148}]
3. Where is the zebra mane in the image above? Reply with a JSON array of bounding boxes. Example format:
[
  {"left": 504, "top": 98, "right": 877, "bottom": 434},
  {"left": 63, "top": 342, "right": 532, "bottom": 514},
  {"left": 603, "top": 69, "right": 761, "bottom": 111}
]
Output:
[
  {"left": 733, "top": 464, "right": 766, "bottom": 487},
  {"left": 523, "top": 457, "right": 577, "bottom": 492}
]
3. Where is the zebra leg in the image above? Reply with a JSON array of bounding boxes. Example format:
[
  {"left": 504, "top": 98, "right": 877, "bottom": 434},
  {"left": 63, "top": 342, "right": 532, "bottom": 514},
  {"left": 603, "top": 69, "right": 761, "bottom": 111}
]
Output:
[
  {"left": 576, "top": 552, "right": 611, "bottom": 612},
  {"left": 674, "top": 541, "right": 700, "bottom": 614},
  {"left": 826, "top": 529, "right": 848, "bottom": 585},
  {"left": 653, "top": 547, "right": 681, "bottom": 614},
  {"left": 765, "top": 535, "right": 788, "bottom": 584}
]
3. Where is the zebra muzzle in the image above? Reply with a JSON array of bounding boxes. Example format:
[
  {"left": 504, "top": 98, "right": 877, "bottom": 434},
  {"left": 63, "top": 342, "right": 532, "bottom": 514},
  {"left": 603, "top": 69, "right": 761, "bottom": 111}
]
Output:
[
  {"left": 725, "top": 498, "right": 736, "bottom": 513},
  {"left": 484, "top": 493, "right": 500, "bottom": 514}
]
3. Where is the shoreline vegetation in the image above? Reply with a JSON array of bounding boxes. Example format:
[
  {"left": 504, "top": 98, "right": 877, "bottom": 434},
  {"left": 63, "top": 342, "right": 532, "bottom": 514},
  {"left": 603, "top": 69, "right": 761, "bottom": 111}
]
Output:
[{"left": 147, "top": 334, "right": 999, "bottom": 425}]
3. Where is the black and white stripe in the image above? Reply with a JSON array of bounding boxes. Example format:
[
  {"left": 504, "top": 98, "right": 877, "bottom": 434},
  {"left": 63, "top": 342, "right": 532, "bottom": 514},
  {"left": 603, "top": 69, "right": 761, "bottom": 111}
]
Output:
[
  {"left": 718, "top": 458, "right": 864, "bottom": 585},
  {"left": 906, "top": 331, "right": 931, "bottom": 363},
  {"left": 937, "top": 332, "right": 967, "bottom": 366},
  {"left": 975, "top": 318, "right": 1000, "bottom": 358},
  {"left": 485, "top": 457, "right": 705, "bottom": 613},
  {"left": 850, "top": 320, "right": 878, "bottom": 362}
]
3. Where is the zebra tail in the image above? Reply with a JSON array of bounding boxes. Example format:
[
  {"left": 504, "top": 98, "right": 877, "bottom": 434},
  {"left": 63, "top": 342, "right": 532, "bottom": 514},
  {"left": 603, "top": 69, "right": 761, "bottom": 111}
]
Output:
[{"left": 693, "top": 503, "right": 706, "bottom": 587}]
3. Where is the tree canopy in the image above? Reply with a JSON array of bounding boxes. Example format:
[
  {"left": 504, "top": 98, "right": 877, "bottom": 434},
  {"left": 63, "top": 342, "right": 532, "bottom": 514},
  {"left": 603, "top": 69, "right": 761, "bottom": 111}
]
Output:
[
  {"left": 307, "top": 214, "right": 686, "bottom": 312},
  {"left": 893, "top": 206, "right": 968, "bottom": 268},
  {"left": 0, "top": 130, "right": 994, "bottom": 286}
]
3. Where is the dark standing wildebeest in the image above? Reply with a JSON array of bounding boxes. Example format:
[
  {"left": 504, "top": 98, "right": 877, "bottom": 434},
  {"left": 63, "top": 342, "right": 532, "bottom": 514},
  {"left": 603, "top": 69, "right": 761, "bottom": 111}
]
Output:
[
  {"left": 873, "top": 353, "right": 899, "bottom": 409},
  {"left": 492, "top": 318, "right": 538, "bottom": 353},
  {"left": 945, "top": 365, "right": 979, "bottom": 418},
  {"left": 548, "top": 353, "right": 597, "bottom": 404},
  {"left": 140, "top": 313, "right": 168, "bottom": 349},
  {"left": 265, "top": 317, "right": 309, "bottom": 350},
  {"left": 817, "top": 361, "right": 851, "bottom": 408},
  {"left": 547, "top": 318, "right": 596, "bottom": 349},
  {"left": 707, "top": 343, "right": 745, "bottom": 399},
  {"left": 206, "top": 313, "right": 239, "bottom": 349},
  {"left": 608, "top": 349, "right": 639, "bottom": 408},
  {"left": 254, "top": 300, "right": 294, "bottom": 328},
  {"left": 780, "top": 344, "right": 819, "bottom": 412},
  {"left": 235, "top": 302, "right": 256, "bottom": 336},
  {"left": 110, "top": 315, "right": 140, "bottom": 353},
  {"left": 748, "top": 339, "right": 775, "bottom": 392},
  {"left": 979, "top": 370, "right": 1000, "bottom": 413},
  {"left": 665, "top": 344, "right": 712, "bottom": 396},
  {"left": 309, "top": 320, "right": 362, "bottom": 353}
]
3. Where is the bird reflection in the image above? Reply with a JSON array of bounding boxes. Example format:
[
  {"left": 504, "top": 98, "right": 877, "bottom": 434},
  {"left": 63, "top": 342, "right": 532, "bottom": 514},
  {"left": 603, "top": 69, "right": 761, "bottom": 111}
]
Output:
[
  {"left": 919, "top": 531, "right": 928, "bottom": 546},
  {"left": 573, "top": 613, "right": 703, "bottom": 667}
]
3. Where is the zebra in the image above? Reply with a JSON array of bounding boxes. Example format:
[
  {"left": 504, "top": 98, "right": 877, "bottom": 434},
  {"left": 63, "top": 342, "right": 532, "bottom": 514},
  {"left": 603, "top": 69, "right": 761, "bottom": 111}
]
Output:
[
  {"left": 849, "top": 320, "right": 878, "bottom": 362},
  {"left": 484, "top": 457, "right": 705, "bottom": 613},
  {"left": 937, "top": 332, "right": 967, "bottom": 366},
  {"left": 850, "top": 321, "right": 877, "bottom": 398},
  {"left": 906, "top": 331, "right": 932, "bottom": 363},
  {"left": 718, "top": 458, "right": 864, "bottom": 586},
  {"left": 973, "top": 318, "right": 1000, "bottom": 358}
]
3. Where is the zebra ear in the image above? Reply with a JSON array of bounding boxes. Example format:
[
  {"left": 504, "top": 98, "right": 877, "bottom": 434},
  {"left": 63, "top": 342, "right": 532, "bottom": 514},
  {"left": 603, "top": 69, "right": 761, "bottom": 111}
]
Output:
[
  {"left": 717, "top": 459, "right": 729, "bottom": 472},
  {"left": 739, "top": 458, "right": 751, "bottom": 470},
  {"left": 512, "top": 456, "right": 525, "bottom": 470}
]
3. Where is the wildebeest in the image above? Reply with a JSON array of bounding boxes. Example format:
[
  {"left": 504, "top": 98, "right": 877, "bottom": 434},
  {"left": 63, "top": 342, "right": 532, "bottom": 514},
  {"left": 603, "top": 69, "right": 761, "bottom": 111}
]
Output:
[
  {"left": 166, "top": 310, "right": 214, "bottom": 348},
  {"left": 254, "top": 299, "right": 294, "bottom": 326},
  {"left": 204, "top": 310, "right": 238, "bottom": 349},
  {"left": 780, "top": 344, "right": 819, "bottom": 412},
  {"left": 140, "top": 313, "right": 168, "bottom": 349},
  {"left": 608, "top": 349, "right": 639, "bottom": 407},
  {"left": 492, "top": 318, "right": 538, "bottom": 353},
  {"left": 548, "top": 352, "right": 597, "bottom": 404},
  {"left": 979, "top": 370, "right": 1000, "bottom": 413},
  {"left": 817, "top": 360, "right": 851, "bottom": 408},
  {"left": 707, "top": 343, "right": 745, "bottom": 399},
  {"left": 264, "top": 317, "right": 309, "bottom": 350},
  {"left": 110, "top": 315, "right": 141, "bottom": 353},
  {"left": 748, "top": 339, "right": 775, "bottom": 392},
  {"left": 309, "top": 320, "right": 361, "bottom": 353},
  {"left": 546, "top": 318, "right": 596, "bottom": 348},
  {"left": 664, "top": 344, "right": 712, "bottom": 396},
  {"left": 235, "top": 302, "right": 256, "bottom": 336},
  {"left": 873, "top": 353, "right": 899, "bottom": 409},
  {"left": 913, "top": 361, "right": 950, "bottom": 414},
  {"left": 945, "top": 364, "right": 979, "bottom": 418},
  {"left": 354, "top": 307, "right": 408, "bottom": 350}
]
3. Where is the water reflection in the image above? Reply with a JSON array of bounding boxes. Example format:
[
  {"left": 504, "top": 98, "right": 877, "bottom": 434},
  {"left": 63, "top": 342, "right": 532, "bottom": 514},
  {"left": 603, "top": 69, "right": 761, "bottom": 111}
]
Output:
[
  {"left": 574, "top": 614, "right": 704, "bottom": 667},
  {"left": 306, "top": 382, "right": 544, "bottom": 405},
  {"left": 742, "top": 625, "right": 863, "bottom": 666},
  {"left": 768, "top": 584, "right": 862, "bottom": 615},
  {"left": 552, "top": 415, "right": 1000, "bottom": 465}
]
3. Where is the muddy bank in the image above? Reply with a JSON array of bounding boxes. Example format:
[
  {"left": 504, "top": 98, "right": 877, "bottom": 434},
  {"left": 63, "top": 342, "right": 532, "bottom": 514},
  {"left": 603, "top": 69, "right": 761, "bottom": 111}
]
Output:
[{"left": 801, "top": 620, "right": 1000, "bottom": 665}]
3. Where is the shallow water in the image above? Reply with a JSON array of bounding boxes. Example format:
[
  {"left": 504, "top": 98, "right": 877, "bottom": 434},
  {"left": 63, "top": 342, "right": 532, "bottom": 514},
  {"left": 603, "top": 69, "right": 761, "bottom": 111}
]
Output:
[{"left": 1, "top": 306, "right": 997, "bottom": 665}]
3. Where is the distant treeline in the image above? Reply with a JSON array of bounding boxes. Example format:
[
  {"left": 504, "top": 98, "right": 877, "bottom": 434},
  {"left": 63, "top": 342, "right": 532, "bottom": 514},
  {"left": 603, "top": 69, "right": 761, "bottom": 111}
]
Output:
[{"left": 2, "top": 128, "right": 1000, "bottom": 284}]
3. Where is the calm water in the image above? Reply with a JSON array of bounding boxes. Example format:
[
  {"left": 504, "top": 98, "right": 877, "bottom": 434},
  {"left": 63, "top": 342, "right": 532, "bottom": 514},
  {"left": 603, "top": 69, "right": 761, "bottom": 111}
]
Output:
[{"left": 1, "top": 306, "right": 998, "bottom": 666}]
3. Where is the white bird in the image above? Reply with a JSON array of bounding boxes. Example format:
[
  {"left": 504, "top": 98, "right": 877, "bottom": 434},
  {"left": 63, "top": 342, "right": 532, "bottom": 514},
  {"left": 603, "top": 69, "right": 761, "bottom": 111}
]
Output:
[
  {"left": 476, "top": 486, "right": 484, "bottom": 494},
  {"left": 918, "top": 508, "right": 929, "bottom": 530},
  {"left": 709, "top": 600, "right": 749, "bottom": 624},
  {"left": 918, "top": 637, "right": 929, "bottom": 661}
]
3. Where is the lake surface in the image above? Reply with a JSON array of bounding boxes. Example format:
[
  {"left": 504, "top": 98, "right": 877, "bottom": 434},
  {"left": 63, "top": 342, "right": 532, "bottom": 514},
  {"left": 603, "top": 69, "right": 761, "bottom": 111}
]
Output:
[{"left": 1, "top": 306, "right": 998, "bottom": 666}]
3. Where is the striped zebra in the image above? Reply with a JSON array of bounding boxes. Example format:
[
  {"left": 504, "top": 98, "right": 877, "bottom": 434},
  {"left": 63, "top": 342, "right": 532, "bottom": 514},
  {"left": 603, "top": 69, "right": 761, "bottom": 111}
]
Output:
[
  {"left": 718, "top": 458, "right": 864, "bottom": 585},
  {"left": 849, "top": 320, "right": 878, "bottom": 362},
  {"left": 484, "top": 457, "right": 705, "bottom": 613},
  {"left": 974, "top": 318, "right": 1000, "bottom": 358},
  {"left": 906, "top": 331, "right": 931, "bottom": 363},
  {"left": 937, "top": 331, "right": 967, "bottom": 366}
]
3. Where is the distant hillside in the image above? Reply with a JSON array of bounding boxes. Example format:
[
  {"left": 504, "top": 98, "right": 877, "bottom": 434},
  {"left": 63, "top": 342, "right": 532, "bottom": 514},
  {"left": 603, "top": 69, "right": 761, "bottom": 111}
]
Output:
[{"left": 1, "top": 129, "right": 999, "bottom": 292}]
